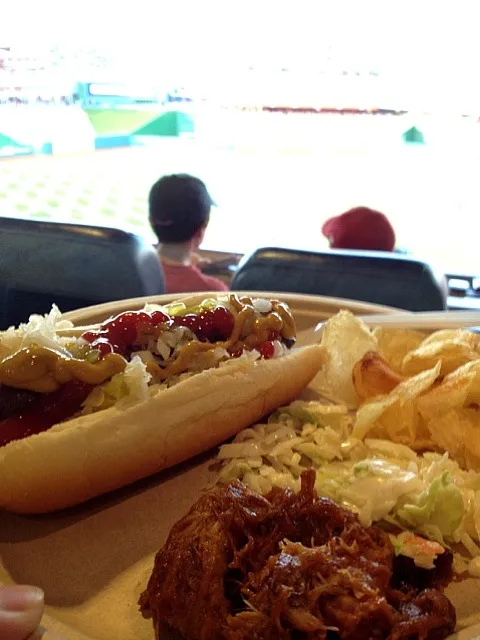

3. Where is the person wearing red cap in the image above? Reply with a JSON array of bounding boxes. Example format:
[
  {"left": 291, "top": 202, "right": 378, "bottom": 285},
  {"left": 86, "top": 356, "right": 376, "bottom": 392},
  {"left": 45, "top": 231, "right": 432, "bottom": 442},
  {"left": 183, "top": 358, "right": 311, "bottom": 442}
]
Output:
[{"left": 321, "top": 206, "right": 396, "bottom": 252}]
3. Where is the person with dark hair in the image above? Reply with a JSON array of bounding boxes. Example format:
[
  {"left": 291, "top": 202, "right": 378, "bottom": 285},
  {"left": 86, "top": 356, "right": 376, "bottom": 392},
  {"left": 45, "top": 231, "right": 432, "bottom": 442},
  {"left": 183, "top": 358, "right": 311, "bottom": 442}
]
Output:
[
  {"left": 148, "top": 174, "right": 228, "bottom": 294},
  {"left": 322, "top": 206, "right": 396, "bottom": 252}
]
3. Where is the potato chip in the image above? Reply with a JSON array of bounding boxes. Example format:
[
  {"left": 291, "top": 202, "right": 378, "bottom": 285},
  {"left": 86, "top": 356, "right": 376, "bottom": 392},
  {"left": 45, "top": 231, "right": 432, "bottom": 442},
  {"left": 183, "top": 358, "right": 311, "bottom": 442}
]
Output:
[
  {"left": 464, "top": 419, "right": 480, "bottom": 471},
  {"left": 422, "top": 329, "right": 480, "bottom": 349},
  {"left": 466, "top": 364, "right": 480, "bottom": 405},
  {"left": 424, "top": 408, "right": 480, "bottom": 471},
  {"left": 402, "top": 331, "right": 479, "bottom": 377},
  {"left": 353, "top": 351, "right": 404, "bottom": 401},
  {"left": 352, "top": 362, "right": 441, "bottom": 444},
  {"left": 355, "top": 399, "right": 435, "bottom": 450},
  {"left": 415, "top": 361, "right": 480, "bottom": 469},
  {"left": 417, "top": 361, "right": 480, "bottom": 419},
  {"left": 310, "top": 310, "right": 378, "bottom": 409},
  {"left": 373, "top": 327, "right": 426, "bottom": 373}
]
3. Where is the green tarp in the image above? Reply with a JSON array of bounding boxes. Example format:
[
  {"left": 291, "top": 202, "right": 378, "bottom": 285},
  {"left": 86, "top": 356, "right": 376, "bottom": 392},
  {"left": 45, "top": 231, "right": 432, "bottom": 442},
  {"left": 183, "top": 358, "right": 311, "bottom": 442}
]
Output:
[
  {"left": 402, "top": 126, "right": 425, "bottom": 144},
  {"left": 134, "top": 111, "right": 194, "bottom": 137},
  {"left": 0, "top": 132, "right": 23, "bottom": 148}
]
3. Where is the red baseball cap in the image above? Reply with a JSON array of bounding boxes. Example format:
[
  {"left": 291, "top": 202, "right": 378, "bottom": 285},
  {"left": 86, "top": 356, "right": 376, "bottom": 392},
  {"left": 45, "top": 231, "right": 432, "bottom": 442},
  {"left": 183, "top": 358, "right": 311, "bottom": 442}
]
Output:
[{"left": 322, "top": 207, "right": 396, "bottom": 252}]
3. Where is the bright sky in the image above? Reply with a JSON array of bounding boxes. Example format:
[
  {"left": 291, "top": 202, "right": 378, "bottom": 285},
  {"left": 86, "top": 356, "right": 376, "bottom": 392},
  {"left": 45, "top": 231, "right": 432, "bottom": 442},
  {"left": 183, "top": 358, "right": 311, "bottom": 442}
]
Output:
[{"left": 2, "top": 0, "right": 480, "bottom": 108}]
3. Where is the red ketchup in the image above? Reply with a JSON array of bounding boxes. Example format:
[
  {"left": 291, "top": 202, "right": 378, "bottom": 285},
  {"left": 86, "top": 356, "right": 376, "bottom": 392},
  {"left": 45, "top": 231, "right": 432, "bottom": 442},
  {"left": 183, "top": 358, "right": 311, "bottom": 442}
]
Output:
[
  {"left": 0, "top": 380, "right": 93, "bottom": 447},
  {"left": 82, "top": 310, "right": 171, "bottom": 356},
  {"left": 172, "top": 307, "right": 235, "bottom": 342},
  {"left": 258, "top": 341, "right": 275, "bottom": 359}
]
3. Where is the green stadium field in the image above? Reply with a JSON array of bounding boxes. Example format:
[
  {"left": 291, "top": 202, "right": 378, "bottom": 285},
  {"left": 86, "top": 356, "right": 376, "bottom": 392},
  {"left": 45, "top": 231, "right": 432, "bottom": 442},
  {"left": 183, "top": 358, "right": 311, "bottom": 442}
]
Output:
[{"left": 1, "top": 126, "right": 479, "bottom": 275}]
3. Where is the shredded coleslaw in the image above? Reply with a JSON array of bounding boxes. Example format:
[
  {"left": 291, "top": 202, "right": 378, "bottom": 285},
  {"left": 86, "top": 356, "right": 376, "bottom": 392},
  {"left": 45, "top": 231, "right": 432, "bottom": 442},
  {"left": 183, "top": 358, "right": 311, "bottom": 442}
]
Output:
[{"left": 217, "top": 400, "right": 480, "bottom": 576}]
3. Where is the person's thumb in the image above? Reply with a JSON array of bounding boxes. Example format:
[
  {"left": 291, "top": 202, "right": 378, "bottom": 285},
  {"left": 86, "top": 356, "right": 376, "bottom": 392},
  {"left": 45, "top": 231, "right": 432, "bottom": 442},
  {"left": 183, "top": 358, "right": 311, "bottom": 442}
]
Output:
[{"left": 0, "top": 585, "right": 44, "bottom": 640}]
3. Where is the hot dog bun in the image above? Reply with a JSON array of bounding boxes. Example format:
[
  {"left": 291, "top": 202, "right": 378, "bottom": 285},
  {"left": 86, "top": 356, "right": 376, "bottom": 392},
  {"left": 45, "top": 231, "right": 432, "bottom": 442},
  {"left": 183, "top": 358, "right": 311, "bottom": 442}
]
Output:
[{"left": 0, "top": 343, "right": 325, "bottom": 514}]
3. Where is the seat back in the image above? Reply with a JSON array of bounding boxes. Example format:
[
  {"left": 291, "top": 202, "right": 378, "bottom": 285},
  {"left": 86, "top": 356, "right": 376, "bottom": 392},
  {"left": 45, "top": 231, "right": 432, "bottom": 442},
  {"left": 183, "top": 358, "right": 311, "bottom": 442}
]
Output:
[
  {"left": 231, "top": 247, "right": 446, "bottom": 311},
  {"left": 0, "top": 217, "right": 165, "bottom": 329}
]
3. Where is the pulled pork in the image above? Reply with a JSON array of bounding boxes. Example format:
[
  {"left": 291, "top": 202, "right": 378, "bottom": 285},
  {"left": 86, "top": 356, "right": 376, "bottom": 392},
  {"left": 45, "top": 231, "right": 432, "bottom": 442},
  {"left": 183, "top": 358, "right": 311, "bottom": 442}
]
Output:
[{"left": 139, "top": 470, "right": 455, "bottom": 640}]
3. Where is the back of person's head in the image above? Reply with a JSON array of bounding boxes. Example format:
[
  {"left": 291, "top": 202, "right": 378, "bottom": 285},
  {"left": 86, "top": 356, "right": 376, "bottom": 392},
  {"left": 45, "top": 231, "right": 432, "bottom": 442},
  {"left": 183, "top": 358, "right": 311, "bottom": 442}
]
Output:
[
  {"left": 148, "top": 173, "right": 214, "bottom": 244},
  {"left": 321, "top": 206, "right": 396, "bottom": 252}
]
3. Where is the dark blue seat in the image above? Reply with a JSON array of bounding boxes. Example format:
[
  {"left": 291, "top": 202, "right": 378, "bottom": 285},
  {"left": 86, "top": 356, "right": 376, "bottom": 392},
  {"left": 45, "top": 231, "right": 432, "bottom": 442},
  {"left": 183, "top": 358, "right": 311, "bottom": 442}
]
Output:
[
  {"left": 0, "top": 217, "right": 165, "bottom": 329},
  {"left": 231, "top": 247, "right": 446, "bottom": 312}
]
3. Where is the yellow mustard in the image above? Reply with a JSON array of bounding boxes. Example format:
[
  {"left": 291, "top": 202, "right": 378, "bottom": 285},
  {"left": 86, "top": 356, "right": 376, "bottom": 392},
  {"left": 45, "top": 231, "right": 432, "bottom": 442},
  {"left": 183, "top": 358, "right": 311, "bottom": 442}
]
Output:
[{"left": 0, "top": 346, "right": 126, "bottom": 393}]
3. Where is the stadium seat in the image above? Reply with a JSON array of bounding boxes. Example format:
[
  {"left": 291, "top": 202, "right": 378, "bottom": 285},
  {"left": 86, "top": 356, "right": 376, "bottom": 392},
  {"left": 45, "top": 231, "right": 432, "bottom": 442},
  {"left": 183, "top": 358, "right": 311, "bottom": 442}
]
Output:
[
  {"left": 231, "top": 247, "right": 447, "bottom": 312},
  {"left": 0, "top": 217, "right": 165, "bottom": 329}
]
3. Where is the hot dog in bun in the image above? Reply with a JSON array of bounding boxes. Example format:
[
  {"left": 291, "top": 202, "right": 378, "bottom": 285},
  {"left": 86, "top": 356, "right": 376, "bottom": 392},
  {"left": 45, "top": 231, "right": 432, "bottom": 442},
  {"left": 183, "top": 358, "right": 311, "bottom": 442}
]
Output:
[{"left": 0, "top": 294, "right": 325, "bottom": 514}]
